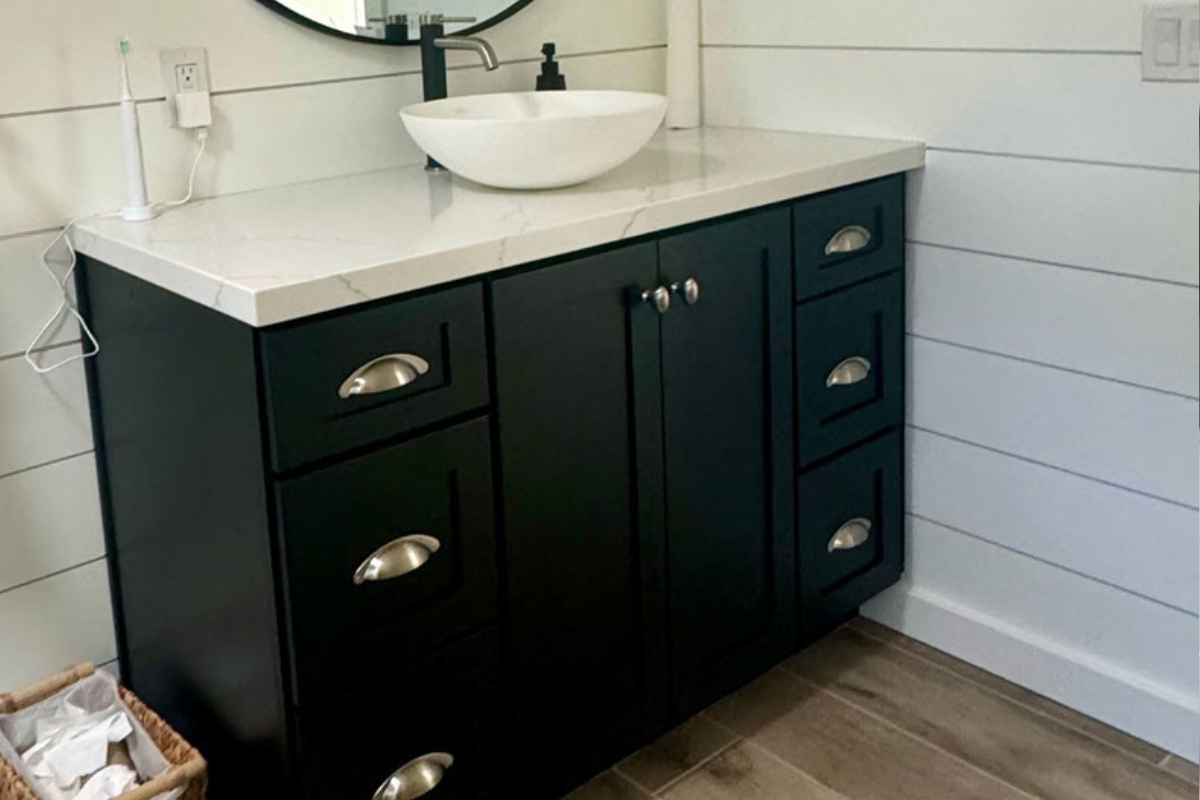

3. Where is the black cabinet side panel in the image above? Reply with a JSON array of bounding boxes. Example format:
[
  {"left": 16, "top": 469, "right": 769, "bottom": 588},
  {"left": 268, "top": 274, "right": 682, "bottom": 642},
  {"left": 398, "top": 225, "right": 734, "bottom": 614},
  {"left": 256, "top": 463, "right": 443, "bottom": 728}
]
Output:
[
  {"left": 491, "top": 243, "right": 668, "bottom": 800},
  {"left": 79, "top": 259, "right": 287, "bottom": 798}
]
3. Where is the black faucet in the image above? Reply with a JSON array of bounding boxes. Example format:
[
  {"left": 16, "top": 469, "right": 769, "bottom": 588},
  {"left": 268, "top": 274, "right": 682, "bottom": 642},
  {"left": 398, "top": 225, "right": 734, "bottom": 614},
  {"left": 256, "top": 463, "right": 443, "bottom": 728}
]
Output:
[{"left": 418, "top": 14, "right": 500, "bottom": 171}]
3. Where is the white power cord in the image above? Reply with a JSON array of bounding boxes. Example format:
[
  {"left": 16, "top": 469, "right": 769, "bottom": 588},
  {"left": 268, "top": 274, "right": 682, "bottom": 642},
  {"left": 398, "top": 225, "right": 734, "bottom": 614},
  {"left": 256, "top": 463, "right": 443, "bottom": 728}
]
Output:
[
  {"left": 158, "top": 128, "right": 208, "bottom": 210},
  {"left": 24, "top": 128, "right": 209, "bottom": 374}
]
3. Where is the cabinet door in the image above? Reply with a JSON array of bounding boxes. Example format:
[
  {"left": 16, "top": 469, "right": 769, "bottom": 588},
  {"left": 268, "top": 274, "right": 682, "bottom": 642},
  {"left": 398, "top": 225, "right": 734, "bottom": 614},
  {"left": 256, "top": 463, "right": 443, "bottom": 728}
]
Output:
[
  {"left": 492, "top": 243, "right": 669, "bottom": 800},
  {"left": 659, "top": 208, "right": 796, "bottom": 717}
]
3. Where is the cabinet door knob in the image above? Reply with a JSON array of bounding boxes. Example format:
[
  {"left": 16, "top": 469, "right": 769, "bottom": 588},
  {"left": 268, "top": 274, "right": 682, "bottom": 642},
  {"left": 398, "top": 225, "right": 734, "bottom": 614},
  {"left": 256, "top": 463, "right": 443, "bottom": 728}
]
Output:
[
  {"left": 354, "top": 535, "right": 441, "bottom": 585},
  {"left": 828, "top": 518, "right": 872, "bottom": 552},
  {"left": 373, "top": 753, "right": 455, "bottom": 800},
  {"left": 339, "top": 354, "right": 430, "bottom": 399},
  {"left": 641, "top": 286, "right": 672, "bottom": 314},
  {"left": 671, "top": 277, "right": 701, "bottom": 306},
  {"left": 824, "top": 224, "right": 873, "bottom": 256},
  {"left": 826, "top": 356, "right": 872, "bottom": 388}
]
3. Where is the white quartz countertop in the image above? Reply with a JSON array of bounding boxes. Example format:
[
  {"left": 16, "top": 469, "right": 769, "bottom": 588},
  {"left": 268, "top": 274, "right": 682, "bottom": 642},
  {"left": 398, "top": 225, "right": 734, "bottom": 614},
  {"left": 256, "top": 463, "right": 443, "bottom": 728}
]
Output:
[{"left": 74, "top": 127, "right": 924, "bottom": 327}]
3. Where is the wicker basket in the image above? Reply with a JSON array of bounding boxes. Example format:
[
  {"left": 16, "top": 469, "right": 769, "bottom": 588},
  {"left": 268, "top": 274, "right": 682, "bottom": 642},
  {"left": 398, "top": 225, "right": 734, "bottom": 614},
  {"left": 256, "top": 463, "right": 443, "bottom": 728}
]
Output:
[{"left": 0, "top": 663, "right": 207, "bottom": 800}]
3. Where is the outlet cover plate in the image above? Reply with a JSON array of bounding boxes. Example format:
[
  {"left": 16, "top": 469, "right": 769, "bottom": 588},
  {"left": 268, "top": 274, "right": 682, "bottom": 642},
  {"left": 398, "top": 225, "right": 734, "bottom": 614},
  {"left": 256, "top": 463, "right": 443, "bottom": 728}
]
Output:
[
  {"left": 161, "top": 47, "right": 211, "bottom": 126},
  {"left": 1143, "top": 3, "right": 1200, "bottom": 81}
]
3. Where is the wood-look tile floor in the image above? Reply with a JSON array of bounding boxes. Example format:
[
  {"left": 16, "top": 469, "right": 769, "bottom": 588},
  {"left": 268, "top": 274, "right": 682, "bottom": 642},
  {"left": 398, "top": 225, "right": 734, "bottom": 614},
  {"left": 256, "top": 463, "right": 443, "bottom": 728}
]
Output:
[{"left": 562, "top": 618, "right": 1199, "bottom": 800}]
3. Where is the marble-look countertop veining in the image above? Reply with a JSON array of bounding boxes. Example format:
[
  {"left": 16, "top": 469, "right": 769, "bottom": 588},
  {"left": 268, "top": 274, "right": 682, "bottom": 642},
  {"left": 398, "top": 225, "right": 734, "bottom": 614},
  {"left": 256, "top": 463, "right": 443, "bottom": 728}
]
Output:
[{"left": 74, "top": 127, "right": 924, "bottom": 327}]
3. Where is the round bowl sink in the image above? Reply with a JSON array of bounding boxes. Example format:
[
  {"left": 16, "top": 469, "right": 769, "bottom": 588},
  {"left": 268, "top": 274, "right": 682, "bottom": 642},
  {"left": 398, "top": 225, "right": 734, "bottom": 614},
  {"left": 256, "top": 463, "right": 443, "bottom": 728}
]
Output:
[{"left": 400, "top": 90, "right": 668, "bottom": 190}]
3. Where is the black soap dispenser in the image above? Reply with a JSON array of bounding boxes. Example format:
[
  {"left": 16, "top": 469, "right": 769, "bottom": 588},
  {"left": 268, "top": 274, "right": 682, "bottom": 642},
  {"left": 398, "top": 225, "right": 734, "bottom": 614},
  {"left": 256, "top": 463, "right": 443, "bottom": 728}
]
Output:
[{"left": 536, "top": 43, "right": 567, "bottom": 91}]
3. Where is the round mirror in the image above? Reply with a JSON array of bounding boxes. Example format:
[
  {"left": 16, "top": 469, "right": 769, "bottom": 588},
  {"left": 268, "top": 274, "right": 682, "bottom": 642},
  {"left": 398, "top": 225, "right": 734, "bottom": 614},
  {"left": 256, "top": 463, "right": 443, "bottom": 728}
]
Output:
[{"left": 255, "top": 0, "right": 534, "bottom": 45}]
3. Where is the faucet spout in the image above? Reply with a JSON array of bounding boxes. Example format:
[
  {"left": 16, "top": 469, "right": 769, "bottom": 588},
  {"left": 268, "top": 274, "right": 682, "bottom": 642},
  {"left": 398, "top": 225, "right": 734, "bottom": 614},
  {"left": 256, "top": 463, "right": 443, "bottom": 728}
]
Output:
[
  {"left": 434, "top": 37, "right": 500, "bottom": 71},
  {"left": 418, "top": 18, "right": 502, "bottom": 171}
]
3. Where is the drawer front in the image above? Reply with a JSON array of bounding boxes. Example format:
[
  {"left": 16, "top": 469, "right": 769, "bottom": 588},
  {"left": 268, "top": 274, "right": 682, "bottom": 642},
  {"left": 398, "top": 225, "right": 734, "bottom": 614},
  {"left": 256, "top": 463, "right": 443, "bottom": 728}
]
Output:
[
  {"left": 276, "top": 418, "right": 499, "bottom": 705},
  {"left": 797, "top": 432, "right": 903, "bottom": 641},
  {"left": 796, "top": 271, "right": 903, "bottom": 466},
  {"left": 295, "top": 627, "right": 508, "bottom": 800},
  {"left": 261, "top": 283, "right": 489, "bottom": 471},
  {"left": 794, "top": 175, "right": 903, "bottom": 300}
]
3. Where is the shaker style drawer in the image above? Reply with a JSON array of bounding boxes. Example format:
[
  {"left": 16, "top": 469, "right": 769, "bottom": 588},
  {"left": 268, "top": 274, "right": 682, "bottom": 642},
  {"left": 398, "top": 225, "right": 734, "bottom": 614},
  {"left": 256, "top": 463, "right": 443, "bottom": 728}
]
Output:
[
  {"left": 275, "top": 418, "right": 499, "bottom": 705},
  {"left": 797, "top": 432, "right": 903, "bottom": 641},
  {"left": 795, "top": 271, "right": 903, "bottom": 466},
  {"left": 295, "top": 627, "right": 508, "bottom": 800},
  {"left": 794, "top": 175, "right": 903, "bottom": 300},
  {"left": 260, "top": 283, "right": 489, "bottom": 471}
]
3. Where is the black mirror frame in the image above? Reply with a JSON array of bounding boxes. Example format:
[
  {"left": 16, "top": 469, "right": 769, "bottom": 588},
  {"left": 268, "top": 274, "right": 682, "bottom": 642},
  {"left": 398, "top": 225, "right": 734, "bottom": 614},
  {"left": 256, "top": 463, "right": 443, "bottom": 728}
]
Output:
[{"left": 253, "top": 0, "right": 537, "bottom": 45}]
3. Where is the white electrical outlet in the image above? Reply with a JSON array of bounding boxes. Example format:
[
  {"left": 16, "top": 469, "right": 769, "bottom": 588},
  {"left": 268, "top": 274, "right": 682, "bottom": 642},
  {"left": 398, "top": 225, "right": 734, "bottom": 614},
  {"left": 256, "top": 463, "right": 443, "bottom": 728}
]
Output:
[
  {"left": 161, "top": 47, "right": 212, "bottom": 128},
  {"left": 1143, "top": 3, "right": 1200, "bottom": 81},
  {"left": 175, "top": 63, "right": 201, "bottom": 92}
]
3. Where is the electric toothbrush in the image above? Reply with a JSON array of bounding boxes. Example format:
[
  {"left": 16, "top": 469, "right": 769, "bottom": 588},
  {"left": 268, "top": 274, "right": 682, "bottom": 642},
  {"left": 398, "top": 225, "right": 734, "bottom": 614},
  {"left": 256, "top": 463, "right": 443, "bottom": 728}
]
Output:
[{"left": 118, "top": 37, "right": 157, "bottom": 222}]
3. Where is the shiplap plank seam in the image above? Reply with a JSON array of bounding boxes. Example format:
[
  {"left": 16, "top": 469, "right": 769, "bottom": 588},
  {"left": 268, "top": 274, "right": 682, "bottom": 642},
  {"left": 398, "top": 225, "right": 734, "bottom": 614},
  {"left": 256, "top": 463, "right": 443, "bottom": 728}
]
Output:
[
  {"left": 0, "top": 556, "right": 108, "bottom": 601},
  {"left": 702, "top": 43, "right": 1141, "bottom": 56},
  {"left": 907, "top": 240, "right": 1200, "bottom": 289},
  {"left": 927, "top": 146, "right": 1199, "bottom": 175},
  {"left": 0, "top": 450, "right": 95, "bottom": 483},
  {"left": 907, "top": 424, "right": 1199, "bottom": 512},
  {"left": 905, "top": 511, "right": 1197, "bottom": 617},
  {"left": 906, "top": 333, "right": 1199, "bottom": 402},
  {"left": 0, "top": 44, "right": 666, "bottom": 124}
]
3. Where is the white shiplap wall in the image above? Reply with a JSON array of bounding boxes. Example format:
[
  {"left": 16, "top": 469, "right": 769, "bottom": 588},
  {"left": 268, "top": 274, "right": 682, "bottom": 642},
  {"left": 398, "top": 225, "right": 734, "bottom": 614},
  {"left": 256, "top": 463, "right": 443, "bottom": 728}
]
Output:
[
  {"left": 0, "top": 0, "right": 665, "bottom": 691},
  {"left": 702, "top": 0, "right": 1199, "bottom": 758}
]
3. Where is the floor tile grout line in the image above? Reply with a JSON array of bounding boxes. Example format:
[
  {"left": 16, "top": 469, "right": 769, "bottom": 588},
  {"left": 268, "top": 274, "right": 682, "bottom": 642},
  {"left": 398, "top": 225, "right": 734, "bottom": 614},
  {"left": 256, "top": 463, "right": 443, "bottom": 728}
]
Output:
[
  {"left": 698, "top": 712, "right": 741, "bottom": 740},
  {"left": 609, "top": 764, "right": 658, "bottom": 798},
  {"left": 778, "top": 666, "right": 1050, "bottom": 800},
  {"left": 641, "top": 731, "right": 745, "bottom": 796},
  {"left": 1156, "top": 755, "right": 1200, "bottom": 787},
  {"left": 699, "top": 710, "right": 860, "bottom": 799},
  {"left": 739, "top": 738, "right": 855, "bottom": 800},
  {"left": 843, "top": 620, "right": 1174, "bottom": 770}
]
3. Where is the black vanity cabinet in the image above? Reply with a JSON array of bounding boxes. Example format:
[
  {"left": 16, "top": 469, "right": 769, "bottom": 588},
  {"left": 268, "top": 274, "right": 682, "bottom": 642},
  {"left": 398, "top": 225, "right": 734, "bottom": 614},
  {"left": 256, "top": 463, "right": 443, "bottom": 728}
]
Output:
[
  {"left": 492, "top": 209, "right": 795, "bottom": 798},
  {"left": 80, "top": 174, "right": 907, "bottom": 800}
]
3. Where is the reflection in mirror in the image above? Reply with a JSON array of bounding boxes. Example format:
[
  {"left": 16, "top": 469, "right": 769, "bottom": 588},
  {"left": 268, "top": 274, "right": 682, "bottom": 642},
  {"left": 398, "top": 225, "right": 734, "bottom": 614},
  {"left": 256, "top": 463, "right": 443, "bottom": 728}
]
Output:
[{"left": 257, "top": 0, "right": 532, "bottom": 44}]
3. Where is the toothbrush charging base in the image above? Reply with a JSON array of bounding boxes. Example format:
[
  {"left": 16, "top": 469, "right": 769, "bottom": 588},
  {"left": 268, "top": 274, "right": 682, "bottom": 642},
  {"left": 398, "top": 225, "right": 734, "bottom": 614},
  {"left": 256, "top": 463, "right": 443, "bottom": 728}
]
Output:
[{"left": 121, "top": 205, "right": 159, "bottom": 222}]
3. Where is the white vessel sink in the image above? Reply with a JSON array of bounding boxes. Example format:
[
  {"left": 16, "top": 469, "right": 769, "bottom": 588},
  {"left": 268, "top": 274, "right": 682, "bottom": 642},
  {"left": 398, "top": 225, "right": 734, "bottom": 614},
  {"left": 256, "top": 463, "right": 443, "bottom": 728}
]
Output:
[{"left": 401, "top": 91, "right": 668, "bottom": 190}]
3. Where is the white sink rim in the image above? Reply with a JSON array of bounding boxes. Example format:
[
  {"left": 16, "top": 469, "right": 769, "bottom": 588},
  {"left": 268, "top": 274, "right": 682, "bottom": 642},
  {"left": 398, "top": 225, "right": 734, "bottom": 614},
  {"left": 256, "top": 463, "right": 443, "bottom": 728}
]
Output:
[{"left": 401, "top": 90, "right": 668, "bottom": 123}]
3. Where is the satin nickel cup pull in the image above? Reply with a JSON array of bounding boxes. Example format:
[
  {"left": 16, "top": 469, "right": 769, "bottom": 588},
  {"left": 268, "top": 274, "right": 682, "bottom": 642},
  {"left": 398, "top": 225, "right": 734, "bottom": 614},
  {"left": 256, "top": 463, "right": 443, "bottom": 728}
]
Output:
[
  {"left": 339, "top": 354, "right": 430, "bottom": 399},
  {"left": 641, "top": 286, "right": 672, "bottom": 314},
  {"left": 826, "top": 356, "right": 872, "bottom": 388},
  {"left": 354, "top": 535, "right": 441, "bottom": 585},
  {"left": 373, "top": 753, "right": 455, "bottom": 800},
  {"left": 828, "top": 518, "right": 872, "bottom": 553},
  {"left": 824, "top": 224, "right": 872, "bottom": 256}
]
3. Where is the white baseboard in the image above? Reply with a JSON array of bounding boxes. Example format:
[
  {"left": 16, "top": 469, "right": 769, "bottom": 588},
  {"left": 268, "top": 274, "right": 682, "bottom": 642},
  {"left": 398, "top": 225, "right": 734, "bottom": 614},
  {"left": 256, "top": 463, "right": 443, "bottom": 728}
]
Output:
[{"left": 862, "top": 584, "right": 1200, "bottom": 761}]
